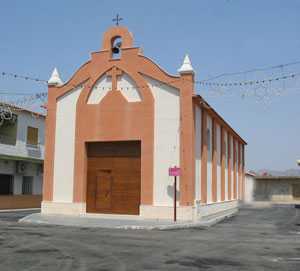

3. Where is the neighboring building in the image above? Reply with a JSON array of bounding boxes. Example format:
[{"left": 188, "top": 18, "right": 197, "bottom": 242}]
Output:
[
  {"left": 245, "top": 173, "right": 300, "bottom": 204},
  {"left": 244, "top": 171, "right": 256, "bottom": 203},
  {"left": 0, "top": 104, "right": 45, "bottom": 209},
  {"left": 42, "top": 26, "right": 246, "bottom": 221}
]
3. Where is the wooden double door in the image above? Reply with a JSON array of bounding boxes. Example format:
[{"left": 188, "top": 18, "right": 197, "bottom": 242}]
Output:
[{"left": 87, "top": 156, "right": 141, "bottom": 215}]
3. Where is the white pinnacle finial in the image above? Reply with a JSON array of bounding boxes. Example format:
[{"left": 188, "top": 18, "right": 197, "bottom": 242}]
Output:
[
  {"left": 48, "top": 67, "right": 63, "bottom": 86},
  {"left": 178, "top": 54, "right": 194, "bottom": 75}
]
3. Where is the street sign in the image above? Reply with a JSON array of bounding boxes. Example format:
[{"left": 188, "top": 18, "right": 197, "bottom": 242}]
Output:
[
  {"left": 169, "top": 166, "right": 181, "bottom": 177},
  {"left": 169, "top": 166, "right": 180, "bottom": 222}
]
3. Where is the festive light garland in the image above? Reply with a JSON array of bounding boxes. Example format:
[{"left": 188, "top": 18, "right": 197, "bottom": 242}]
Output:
[
  {"left": 1, "top": 60, "right": 300, "bottom": 88},
  {"left": 199, "top": 60, "right": 300, "bottom": 82},
  {"left": 194, "top": 73, "right": 299, "bottom": 87},
  {"left": 0, "top": 59, "right": 300, "bottom": 115},
  {"left": 0, "top": 71, "right": 47, "bottom": 83}
]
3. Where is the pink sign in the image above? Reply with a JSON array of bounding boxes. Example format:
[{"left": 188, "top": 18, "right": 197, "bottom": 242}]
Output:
[{"left": 169, "top": 166, "right": 181, "bottom": 177}]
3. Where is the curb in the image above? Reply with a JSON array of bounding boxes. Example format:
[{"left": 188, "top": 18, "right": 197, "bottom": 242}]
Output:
[
  {"left": 0, "top": 208, "right": 41, "bottom": 213},
  {"left": 19, "top": 210, "right": 236, "bottom": 230}
]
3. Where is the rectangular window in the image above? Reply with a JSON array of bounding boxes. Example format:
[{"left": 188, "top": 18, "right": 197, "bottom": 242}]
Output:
[
  {"left": 27, "top": 127, "right": 38, "bottom": 146},
  {"left": 0, "top": 174, "right": 14, "bottom": 195},
  {"left": 22, "top": 176, "right": 33, "bottom": 195}
]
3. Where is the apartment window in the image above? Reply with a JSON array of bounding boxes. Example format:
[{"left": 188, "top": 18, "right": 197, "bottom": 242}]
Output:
[
  {"left": 0, "top": 174, "right": 14, "bottom": 195},
  {"left": 22, "top": 176, "right": 33, "bottom": 195},
  {"left": 27, "top": 127, "right": 38, "bottom": 146}
]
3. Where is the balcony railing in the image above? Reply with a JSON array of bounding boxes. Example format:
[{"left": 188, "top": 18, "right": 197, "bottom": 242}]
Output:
[
  {"left": 26, "top": 143, "right": 40, "bottom": 149},
  {"left": 26, "top": 143, "right": 42, "bottom": 158}
]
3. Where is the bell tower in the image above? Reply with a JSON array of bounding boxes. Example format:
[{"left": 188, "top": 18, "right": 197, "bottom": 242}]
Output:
[{"left": 101, "top": 26, "right": 134, "bottom": 59}]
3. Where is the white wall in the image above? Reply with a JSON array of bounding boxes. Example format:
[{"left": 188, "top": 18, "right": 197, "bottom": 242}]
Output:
[
  {"left": 239, "top": 143, "right": 243, "bottom": 199},
  {"left": 230, "top": 136, "right": 234, "bottom": 199},
  {"left": 118, "top": 73, "right": 142, "bottom": 102},
  {"left": 144, "top": 76, "right": 180, "bottom": 206},
  {"left": 224, "top": 131, "right": 228, "bottom": 200},
  {"left": 244, "top": 174, "right": 255, "bottom": 203},
  {"left": 33, "top": 174, "right": 43, "bottom": 195},
  {"left": 0, "top": 159, "right": 15, "bottom": 174},
  {"left": 87, "top": 75, "right": 111, "bottom": 104},
  {"left": 236, "top": 140, "right": 239, "bottom": 199},
  {"left": 216, "top": 123, "right": 221, "bottom": 202},
  {"left": 87, "top": 73, "right": 141, "bottom": 104},
  {"left": 53, "top": 86, "right": 83, "bottom": 203},
  {"left": 194, "top": 106, "right": 201, "bottom": 201},
  {"left": 206, "top": 115, "right": 212, "bottom": 203}
]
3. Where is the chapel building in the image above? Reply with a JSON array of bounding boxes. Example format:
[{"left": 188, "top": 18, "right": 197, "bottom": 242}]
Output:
[{"left": 42, "top": 26, "right": 246, "bottom": 221}]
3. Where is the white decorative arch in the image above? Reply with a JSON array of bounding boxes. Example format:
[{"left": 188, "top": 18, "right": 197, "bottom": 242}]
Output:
[
  {"left": 117, "top": 73, "right": 141, "bottom": 102},
  {"left": 87, "top": 75, "right": 112, "bottom": 104},
  {"left": 87, "top": 72, "right": 141, "bottom": 104}
]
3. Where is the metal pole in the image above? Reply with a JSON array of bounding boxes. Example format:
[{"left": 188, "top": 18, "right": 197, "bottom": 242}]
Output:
[{"left": 174, "top": 176, "right": 177, "bottom": 222}]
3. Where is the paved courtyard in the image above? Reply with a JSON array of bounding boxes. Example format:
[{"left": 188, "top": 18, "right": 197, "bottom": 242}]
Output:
[{"left": 0, "top": 206, "right": 299, "bottom": 270}]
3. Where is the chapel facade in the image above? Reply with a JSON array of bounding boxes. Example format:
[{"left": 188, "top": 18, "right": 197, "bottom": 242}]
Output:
[{"left": 42, "top": 26, "right": 246, "bottom": 221}]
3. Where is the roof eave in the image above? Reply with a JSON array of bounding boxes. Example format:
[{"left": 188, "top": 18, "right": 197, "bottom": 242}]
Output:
[{"left": 193, "top": 94, "right": 247, "bottom": 145}]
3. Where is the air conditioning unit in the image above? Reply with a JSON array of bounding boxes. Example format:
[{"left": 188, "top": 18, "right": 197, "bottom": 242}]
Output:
[{"left": 16, "top": 161, "right": 26, "bottom": 174}]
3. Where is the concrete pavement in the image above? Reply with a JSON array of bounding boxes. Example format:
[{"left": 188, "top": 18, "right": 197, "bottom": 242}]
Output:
[{"left": 0, "top": 206, "right": 299, "bottom": 270}]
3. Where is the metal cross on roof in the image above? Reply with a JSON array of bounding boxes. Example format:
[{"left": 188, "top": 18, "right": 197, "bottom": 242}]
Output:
[{"left": 112, "top": 14, "right": 123, "bottom": 26}]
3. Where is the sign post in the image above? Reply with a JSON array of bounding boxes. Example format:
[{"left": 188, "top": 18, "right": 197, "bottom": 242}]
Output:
[
  {"left": 174, "top": 175, "right": 177, "bottom": 222},
  {"left": 168, "top": 166, "right": 181, "bottom": 222}
]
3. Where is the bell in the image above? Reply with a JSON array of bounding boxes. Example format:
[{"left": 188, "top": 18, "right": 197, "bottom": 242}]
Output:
[{"left": 112, "top": 47, "right": 120, "bottom": 54}]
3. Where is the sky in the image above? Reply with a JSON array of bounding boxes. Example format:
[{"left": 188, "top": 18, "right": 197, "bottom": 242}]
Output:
[{"left": 0, "top": 0, "right": 299, "bottom": 171}]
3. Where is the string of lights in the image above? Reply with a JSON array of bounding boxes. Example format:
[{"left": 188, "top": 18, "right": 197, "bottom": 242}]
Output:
[
  {"left": 1, "top": 60, "right": 300, "bottom": 113},
  {"left": 0, "top": 72, "right": 298, "bottom": 96},
  {"left": 0, "top": 90, "right": 46, "bottom": 96},
  {"left": 1, "top": 72, "right": 298, "bottom": 115},
  {"left": 200, "top": 60, "right": 300, "bottom": 82},
  {"left": 0, "top": 71, "right": 47, "bottom": 83},
  {"left": 194, "top": 72, "right": 300, "bottom": 87},
  {"left": 0, "top": 71, "right": 299, "bottom": 108},
  {"left": 2, "top": 59, "right": 300, "bottom": 86}
]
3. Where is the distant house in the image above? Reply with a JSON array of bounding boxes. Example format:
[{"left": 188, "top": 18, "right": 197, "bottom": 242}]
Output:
[
  {"left": 0, "top": 104, "right": 45, "bottom": 209},
  {"left": 244, "top": 171, "right": 256, "bottom": 203},
  {"left": 245, "top": 172, "right": 300, "bottom": 204}
]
